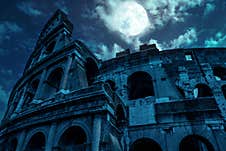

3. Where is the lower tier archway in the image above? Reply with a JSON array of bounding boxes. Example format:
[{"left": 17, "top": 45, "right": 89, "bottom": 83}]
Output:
[
  {"left": 25, "top": 132, "right": 46, "bottom": 151},
  {"left": 180, "top": 135, "right": 215, "bottom": 151},
  {"left": 58, "top": 126, "right": 87, "bottom": 151},
  {"left": 129, "top": 138, "right": 162, "bottom": 151}
]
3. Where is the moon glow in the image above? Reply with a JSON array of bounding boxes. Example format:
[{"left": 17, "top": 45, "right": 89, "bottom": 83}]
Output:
[{"left": 113, "top": 1, "right": 150, "bottom": 36}]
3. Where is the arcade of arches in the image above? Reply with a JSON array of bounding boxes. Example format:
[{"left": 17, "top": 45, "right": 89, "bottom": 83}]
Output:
[{"left": 3, "top": 133, "right": 216, "bottom": 151}]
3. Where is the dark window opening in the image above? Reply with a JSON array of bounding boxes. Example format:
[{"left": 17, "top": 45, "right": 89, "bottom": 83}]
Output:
[
  {"left": 105, "top": 80, "right": 116, "bottom": 91},
  {"left": 43, "top": 68, "right": 63, "bottom": 98},
  {"left": 85, "top": 58, "right": 99, "bottom": 86},
  {"left": 127, "top": 71, "right": 155, "bottom": 100},
  {"left": 45, "top": 41, "right": 56, "bottom": 54},
  {"left": 194, "top": 84, "right": 213, "bottom": 98},
  {"left": 180, "top": 135, "right": 215, "bottom": 151},
  {"left": 58, "top": 126, "right": 87, "bottom": 151},
  {"left": 25, "top": 132, "right": 45, "bottom": 151},
  {"left": 213, "top": 66, "right": 226, "bottom": 80},
  {"left": 130, "top": 138, "right": 162, "bottom": 151},
  {"left": 221, "top": 85, "right": 226, "bottom": 99}
]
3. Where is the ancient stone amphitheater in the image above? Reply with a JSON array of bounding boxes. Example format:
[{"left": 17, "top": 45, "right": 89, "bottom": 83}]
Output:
[{"left": 0, "top": 10, "right": 225, "bottom": 151}]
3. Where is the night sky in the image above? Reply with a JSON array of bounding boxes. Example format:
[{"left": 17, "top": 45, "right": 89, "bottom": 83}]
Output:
[{"left": 0, "top": 0, "right": 226, "bottom": 120}]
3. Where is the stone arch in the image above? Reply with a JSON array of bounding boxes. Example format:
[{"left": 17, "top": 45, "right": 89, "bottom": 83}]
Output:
[
  {"left": 54, "top": 120, "right": 91, "bottom": 147},
  {"left": 213, "top": 66, "right": 226, "bottom": 80},
  {"left": 57, "top": 126, "right": 88, "bottom": 150},
  {"left": 85, "top": 58, "right": 99, "bottom": 86},
  {"left": 129, "top": 137, "right": 162, "bottom": 151},
  {"left": 193, "top": 84, "right": 213, "bottom": 98},
  {"left": 179, "top": 134, "right": 215, "bottom": 151},
  {"left": 105, "top": 80, "right": 116, "bottom": 91},
  {"left": 221, "top": 85, "right": 226, "bottom": 99},
  {"left": 24, "top": 132, "right": 46, "bottom": 151},
  {"left": 127, "top": 71, "right": 155, "bottom": 100},
  {"left": 42, "top": 67, "right": 64, "bottom": 98}
]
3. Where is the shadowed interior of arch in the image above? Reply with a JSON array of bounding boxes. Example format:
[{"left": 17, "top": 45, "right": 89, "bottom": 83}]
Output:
[
  {"left": 58, "top": 126, "right": 87, "bottom": 150},
  {"left": 25, "top": 132, "right": 46, "bottom": 151},
  {"left": 130, "top": 138, "right": 162, "bottom": 151},
  {"left": 85, "top": 58, "right": 99, "bottom": 86},
  {"left": 213, "top": 66, "right": 226, "bottom": 80},
  {"left": 180, "top": 135, "right": 215, "bottom": 151},
  {"left": 42, "top": 68, "right": 63, "bottom": 98},
  {"left": 194, "top": 84, "right": 213, "bottom": 98},
  {"left": 127, "top": 71, "right": 155, "bottom": 100}
]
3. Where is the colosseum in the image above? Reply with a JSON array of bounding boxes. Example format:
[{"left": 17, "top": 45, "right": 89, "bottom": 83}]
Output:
[{"left": 0, "top": 9, "right": 226, "bottom": 151}]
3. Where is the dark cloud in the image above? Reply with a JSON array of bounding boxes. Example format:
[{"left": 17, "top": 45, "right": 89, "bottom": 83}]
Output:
[
  {"left": 0, "top": 85, "right": 9, "bottom": 121},
  {"left": 17, "top": 1, "right": 43, "bottom": 16},
  {"left": 0, "top": 21, "right": 22, "bottom": 44}
]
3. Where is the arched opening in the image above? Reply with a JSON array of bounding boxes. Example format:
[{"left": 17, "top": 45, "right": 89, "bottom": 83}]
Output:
[
  {"left": 130, "top": 138, "right": 162, "bottom": 151},
  {"left": 180, "top": 135, "right": 215, "bottom": 151},
  {"left": 127, "top": 71, "right": 155, "bottom": 100},
  {"left": 43, "top": 68, "right": 63, "bottom": 98},
  {"left": 213, "top": 66, "right": 226, "bottom": 80},
  {"left": 25, "top": 79, "right": 40, "bottom": 104},
  {"left": 85, "top": 58, "right": 99, "bottom": 86},
  {"left": 221, "top": 85, "right": 226, "bottom": 99},
  {"left": 58, "top": 126, "right": 87, "bottom": 150},
  {"left": 194, "top": 84, "right": 213, "bottom": 98},
  {"left": 45, "top": 41, "right": 56, "bottom": 54},
  {"left": 105, "top": 80, "right": 116, "bottom": 91},
  {"left": 116, "top": 104, "right": 126, "bottom": 126},
  {"left": 25, "top": 132, "right": 45, "bottom": 151}
]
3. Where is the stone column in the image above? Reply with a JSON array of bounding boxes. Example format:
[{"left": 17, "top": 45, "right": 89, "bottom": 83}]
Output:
[
  {"left": 60, "top": 55, "right": 73, "bottom": 91},
  {"left": 92, "top": 115, "right": 102, "bottom": 151},
  {"left": 35, "top": 69, "right": 47, "bottom": 99},
  {"left": 16, "top": 130, "right": 26, "bottom": 151},
  {"left": 45, "top": 123, "right": 57, "bottom": 151},
  {"left": 14, "top": 85, "right": 28, "bottom": 114}
]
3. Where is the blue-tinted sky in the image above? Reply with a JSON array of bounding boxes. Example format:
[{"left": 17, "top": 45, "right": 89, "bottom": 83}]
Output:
[{"left": 0, "top": 0, "right": 226, "bottom": 120}]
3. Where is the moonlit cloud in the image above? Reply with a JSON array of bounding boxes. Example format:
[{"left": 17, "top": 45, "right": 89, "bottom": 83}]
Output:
[
  {"left": 144, "top": 0, "right": 204, "bottom": 28},
  {"left": 90, "top": 42, "right": 124, "bottom": 60},
  {"left": 204, "top": 3, "right": 216, "bottom": 16},
  {"left": 167, "top": 28, "right": 198, "bottom": 48},
  {"left": 17, "top": 2, "right": 42, "bottom": 16},
  {"left": 95, "top": 0, "right": 150, "bottom": 44},
  {"left": 147, "top": 28, "right": 198, "bottom": 50},
  {"left": 94, "top": 0, "right": 208, "bottom": 50},
  {"left": 205, "top": 32, "right": 226, "bottom": 47}
]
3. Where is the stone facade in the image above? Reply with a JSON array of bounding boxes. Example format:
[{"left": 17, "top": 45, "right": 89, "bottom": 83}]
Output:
[{"left": 0, "top": 10, "right": 225, "bottom": 151}]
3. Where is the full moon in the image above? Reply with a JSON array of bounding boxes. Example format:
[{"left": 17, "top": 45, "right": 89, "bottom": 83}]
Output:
[{"left": 113, "top": 1, "right": 150, "bottom": 36}]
